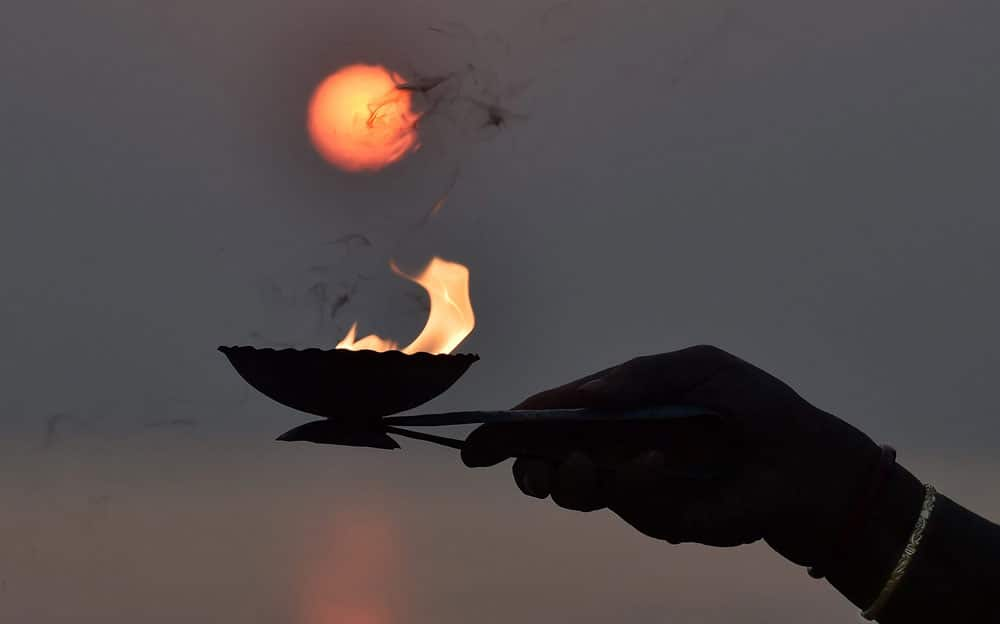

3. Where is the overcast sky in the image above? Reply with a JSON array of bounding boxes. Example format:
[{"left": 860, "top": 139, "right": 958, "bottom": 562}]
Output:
[{"left": 2, "top": 0, "right": 999, "bottom": 622}]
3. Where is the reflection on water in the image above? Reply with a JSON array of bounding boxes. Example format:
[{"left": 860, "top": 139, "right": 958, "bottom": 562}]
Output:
[{"left": 300, "top": 507, "right": 401, "bottom": 624}]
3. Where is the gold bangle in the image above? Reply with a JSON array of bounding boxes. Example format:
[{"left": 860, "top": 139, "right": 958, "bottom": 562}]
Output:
[{"left": 861, "top": 483, "right": 937, "bottom": 621}]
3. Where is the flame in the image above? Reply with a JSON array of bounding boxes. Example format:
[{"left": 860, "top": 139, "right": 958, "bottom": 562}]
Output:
[
  {"left": 336, "top": 257, "right": 474, "bottom": 354},
  {"left": 307, "top": 64, "right": 421, "bottom": 172},
  {"left": 336, "top": 323, "right": 399, "bottom": 353}
]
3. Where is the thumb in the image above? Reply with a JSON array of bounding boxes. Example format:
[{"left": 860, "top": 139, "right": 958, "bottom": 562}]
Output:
[{"left": 461, "top": 424, "right": 510, "bottom": 467}]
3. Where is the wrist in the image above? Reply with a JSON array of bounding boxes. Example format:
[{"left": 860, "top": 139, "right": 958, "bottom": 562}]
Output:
[
  {"left": 763, "top": 419, "right": 884, "bottom": 568},
  {"left": 824, "top": 462, "right": 925, "bottom": 609},
  {"left": 807, "top": 444, "right": 898, "bottom": 579},
  {"left": 860, "top": 483, "right": 936, "bottom": 620}
]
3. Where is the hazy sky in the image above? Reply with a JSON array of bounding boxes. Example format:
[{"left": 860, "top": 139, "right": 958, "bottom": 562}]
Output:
[{"left": 2, "top": 0, "right": 999, "bottom": 622}]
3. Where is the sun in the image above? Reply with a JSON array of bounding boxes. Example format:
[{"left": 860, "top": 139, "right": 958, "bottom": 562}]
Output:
[{"left": 307, "top": 64, "right": 421, "bottom": 172}]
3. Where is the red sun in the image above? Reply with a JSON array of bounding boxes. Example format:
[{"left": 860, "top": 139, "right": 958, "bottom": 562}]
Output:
[{"left": 307, "top": 64, "right": 421, "bottom": 172}]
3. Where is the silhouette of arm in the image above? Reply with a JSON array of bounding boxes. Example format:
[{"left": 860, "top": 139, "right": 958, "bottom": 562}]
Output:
[{"left": 462, "top": 346, "right": 1000, "bottom": 620}]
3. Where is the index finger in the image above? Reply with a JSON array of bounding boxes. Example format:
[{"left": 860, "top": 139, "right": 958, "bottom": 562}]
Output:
[
  {"left": 512, "top": 363, "right": 620, "bottom": 409},
  {"left": 516, "top": 345, "right": 743, "bottom": 410}
]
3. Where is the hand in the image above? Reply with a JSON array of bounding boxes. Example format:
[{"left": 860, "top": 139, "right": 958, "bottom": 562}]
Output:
[{"left": 462, "top": 345, "right": 882, "bottom": 567}]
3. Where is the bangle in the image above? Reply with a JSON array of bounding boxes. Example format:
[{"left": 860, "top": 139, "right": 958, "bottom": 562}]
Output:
[
  {"left": 861, "top": 483, "right": 937, "bottom": 621},
  {"left": 809, "top": 444, "right": 898, "bottom": 579}
]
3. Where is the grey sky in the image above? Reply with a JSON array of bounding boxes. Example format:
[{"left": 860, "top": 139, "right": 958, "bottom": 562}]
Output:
[{"left": 2, "top": 0, "right": 998, "bottom": 622}]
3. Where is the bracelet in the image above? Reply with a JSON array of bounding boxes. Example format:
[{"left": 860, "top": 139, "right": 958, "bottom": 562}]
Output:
[
  {"left": 861, "top": 483, "right": 937, "bottom": 621},
  {"left": 809, "top": 444, "right": 898, "bottom": 579}
]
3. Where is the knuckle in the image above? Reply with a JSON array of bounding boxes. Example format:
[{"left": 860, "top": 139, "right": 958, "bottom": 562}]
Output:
[
  {"left": 689, "top": 344, "right": 726, "bottom": 358},
  {"left": 622, "top": 355, "right": 654, "bottom": 371}
]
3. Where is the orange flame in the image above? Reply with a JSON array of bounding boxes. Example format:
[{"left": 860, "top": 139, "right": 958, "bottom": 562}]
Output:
[
  {"left": 336, "top": 323, "right": 399, "bottom": 353},
  {"left": 336, "top": 257, "right": 474, "bottom": 354},
  {"left": 307, "top": 64, "right": 421, "bottom": 172}
]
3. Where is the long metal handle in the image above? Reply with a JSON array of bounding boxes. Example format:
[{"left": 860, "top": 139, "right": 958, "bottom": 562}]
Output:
[
  {"left": 383, "top": 426, "right": 466, "bottom": 450},
  {"left": 383, "top": 405, "right": 717, "bottom": 428},
  {"left": 385, "top": 406, "right": 724, "bottom": 480}
]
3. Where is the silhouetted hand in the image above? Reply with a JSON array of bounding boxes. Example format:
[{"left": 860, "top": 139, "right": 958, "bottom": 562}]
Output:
[{"left": 462, "top": 345, "right": 882, "bottom": 567}]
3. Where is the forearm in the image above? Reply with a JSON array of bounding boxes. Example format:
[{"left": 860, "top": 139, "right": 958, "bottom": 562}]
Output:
[
  {"left": 878, "top": 492, "right": 1000, "bottom": 620},
  {"left": 825, "top": 463, "right": 1000, "bottom": 620}
]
